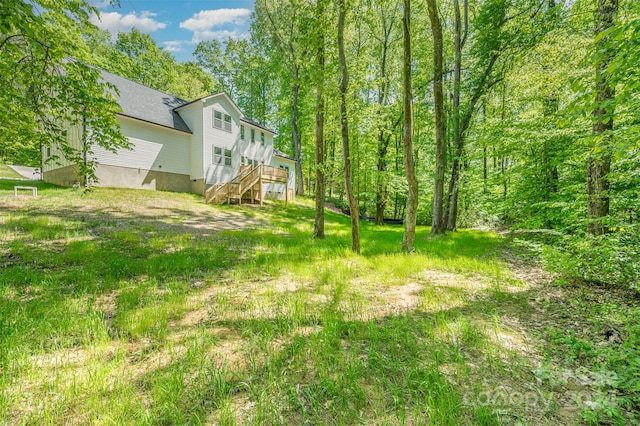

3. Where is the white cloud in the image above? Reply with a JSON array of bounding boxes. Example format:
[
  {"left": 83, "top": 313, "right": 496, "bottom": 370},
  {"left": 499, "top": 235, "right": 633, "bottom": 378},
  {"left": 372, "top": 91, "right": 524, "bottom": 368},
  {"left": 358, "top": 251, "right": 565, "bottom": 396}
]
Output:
[
  {"left": 179, "top": 9, "right": 251, "bottom": 32},
  {"left": 190, "top": 30, "right": 249, "bottom": 43},
  {"left": 179, "top": 9, "right": 251, "bottom": 44},
  {"left": 90, "top": 11, "right": 167, "bottom": 35},
  {"left": 163, "top": 41, "right": 184, "bottom": 53}
]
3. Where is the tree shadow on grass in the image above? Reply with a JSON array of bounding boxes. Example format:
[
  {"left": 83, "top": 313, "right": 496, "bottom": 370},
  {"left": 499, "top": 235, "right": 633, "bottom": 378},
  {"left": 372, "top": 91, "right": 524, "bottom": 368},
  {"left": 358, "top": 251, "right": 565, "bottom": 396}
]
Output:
[
  {"left": 0, "top": 185, "right": 560, "bottom": 424},
  {"left": 128, "top": 283, "right": 592, "bottom": 425}
]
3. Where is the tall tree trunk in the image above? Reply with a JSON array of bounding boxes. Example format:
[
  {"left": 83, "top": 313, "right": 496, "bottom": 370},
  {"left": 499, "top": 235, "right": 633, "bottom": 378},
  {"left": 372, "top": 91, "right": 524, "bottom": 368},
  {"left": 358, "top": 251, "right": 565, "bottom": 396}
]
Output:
[
  {"left": 374, "top": 8, "right": 396, "bottom": 226},
  {"left": 338, "top": 0, "right": 360, "bottom": 253},
  {"left": 313, "top": 0, "right": 326, "bottom": 239},
  {"left": 444, "top": 0, "right": 466, "bottom": 231},
  {"left": 427, "top": 0, "right": 446, "bottom": 235},
  {"left": 588, "top": 0, "right": 617, "bottom": 235},
  {"left": 292, "top": 77, "right": 304, "bottom": 196},
  {"left": 375, "top": 136, "right": 390, "bottom": 225},
  {"left": 401, "top": 0, "right": 418, "bottom": 253}
]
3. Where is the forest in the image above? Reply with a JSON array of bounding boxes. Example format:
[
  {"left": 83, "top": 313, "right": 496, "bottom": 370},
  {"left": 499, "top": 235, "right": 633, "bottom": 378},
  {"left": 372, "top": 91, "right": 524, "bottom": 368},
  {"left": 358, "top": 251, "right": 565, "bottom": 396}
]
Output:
[{"left": 1, "top": 0, "right": 639, "bottom": 285}]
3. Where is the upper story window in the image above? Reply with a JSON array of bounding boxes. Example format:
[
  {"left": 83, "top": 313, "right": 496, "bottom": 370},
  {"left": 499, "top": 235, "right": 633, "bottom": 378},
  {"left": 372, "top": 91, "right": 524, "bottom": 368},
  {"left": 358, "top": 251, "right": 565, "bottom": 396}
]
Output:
[
  {"left": 251, "top": 129, "right": 255, "bottom": 143},
  {"left": 213, "top": 146, "right": 232, "bottom": 166},
  {"left": 240, "top": 125, "right": 245, "bottom": 140},
  {"left": 261, "top": 132, "right": 265, "bottom": 146},
  {"left": 213, "top": 110, "right": 232, "bottom": 132}
]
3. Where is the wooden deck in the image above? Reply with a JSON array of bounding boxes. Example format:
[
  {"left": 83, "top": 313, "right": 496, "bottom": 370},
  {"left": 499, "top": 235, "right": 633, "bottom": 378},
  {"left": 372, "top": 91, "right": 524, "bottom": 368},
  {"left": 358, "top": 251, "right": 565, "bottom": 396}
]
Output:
[{"left": 205, "top": 164, "right": 289, "bottom": 205}]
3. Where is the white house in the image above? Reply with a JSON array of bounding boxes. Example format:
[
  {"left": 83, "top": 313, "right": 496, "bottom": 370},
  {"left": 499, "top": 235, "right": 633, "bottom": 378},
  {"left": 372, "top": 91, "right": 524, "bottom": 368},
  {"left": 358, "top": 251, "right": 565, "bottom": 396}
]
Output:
[{"left": 43, "top": 69, "right": 295, "bottom": 203}]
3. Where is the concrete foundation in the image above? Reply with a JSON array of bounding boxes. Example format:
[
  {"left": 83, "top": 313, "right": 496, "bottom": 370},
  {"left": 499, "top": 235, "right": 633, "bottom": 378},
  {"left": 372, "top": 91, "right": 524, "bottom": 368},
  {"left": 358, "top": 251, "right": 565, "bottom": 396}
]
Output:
[
  {"left": 45, "top": 164, "right": 194, "bottom": 194},
  {"left": 93, "top": 164, "right": 192, "bottom": 193},
  {"left": 43, "top": 165, "right": 81, "bottom": 187},
  {"left": 191, "top": 179, "right": 205, "bottom": 195}
]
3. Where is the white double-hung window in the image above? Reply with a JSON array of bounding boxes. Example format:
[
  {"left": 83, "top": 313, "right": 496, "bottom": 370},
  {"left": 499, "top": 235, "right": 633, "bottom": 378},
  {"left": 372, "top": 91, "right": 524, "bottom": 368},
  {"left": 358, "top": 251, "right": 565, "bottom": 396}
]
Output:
[
  {"left": 213, "top": 110, "right": 232, "bottom": 132},
  {"left": 213, "top": 146, "right": 232, "bottom": 166}
]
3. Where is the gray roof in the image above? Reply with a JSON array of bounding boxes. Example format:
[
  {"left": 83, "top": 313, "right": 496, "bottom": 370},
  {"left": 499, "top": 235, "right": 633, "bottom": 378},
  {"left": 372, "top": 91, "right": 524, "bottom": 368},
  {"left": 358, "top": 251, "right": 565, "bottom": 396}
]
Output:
[
  {"left": 273, "top": 148, "right": 294, "bottom": 160},
  {"left": 100, "top": 70, "right": 191, "bottom": 133},
  {"left": 241, "top": 117, "right": 276, "bottom": 135}
]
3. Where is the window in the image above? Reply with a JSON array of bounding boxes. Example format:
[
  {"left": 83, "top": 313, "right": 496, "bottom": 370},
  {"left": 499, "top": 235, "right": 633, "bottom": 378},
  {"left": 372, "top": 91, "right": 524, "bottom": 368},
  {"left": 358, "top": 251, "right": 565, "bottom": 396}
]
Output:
[
  {"left": 261, "top": 132, "right": 265, "bottom": 146},
  {"left": 46, "top": 147, "right": 51, "bottom": 157},
  {"left": 251, "top": 129, "right": 255, "bottom": 143},
  {"left": 213, "top": 110, "right": 222, "bottom": 129},
  {"left": 241, "top": 156, "right": 246, "bottom": 165},
  {"left": 213, "top": 146, "right": 222, "bottom": 164},
  {"left": 240, "top": 125, "right": 245, "bottom": 140},
  {"left": 213, "top": 146, "right": 232, "bottom": 166},
  {"left": 213, "top": 110, "right": 232, "bottom": 132},
  {"left": 279, "top": 165, "right": 290, "bottom": 174}
]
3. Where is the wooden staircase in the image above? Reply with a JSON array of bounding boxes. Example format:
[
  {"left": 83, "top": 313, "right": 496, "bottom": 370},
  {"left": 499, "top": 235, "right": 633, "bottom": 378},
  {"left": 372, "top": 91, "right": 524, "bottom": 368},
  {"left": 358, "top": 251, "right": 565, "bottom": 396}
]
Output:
[{"left": 205, "top": 164, "right": 289, "bottom": 205}]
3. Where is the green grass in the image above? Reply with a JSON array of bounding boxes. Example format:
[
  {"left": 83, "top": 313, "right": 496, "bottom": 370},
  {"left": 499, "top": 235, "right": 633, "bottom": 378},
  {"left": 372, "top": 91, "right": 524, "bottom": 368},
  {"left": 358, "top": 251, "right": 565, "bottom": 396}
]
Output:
[
  {"left": 0, "top": 165, "right": 25, "bottom": 179},
  {"left": 1, "top": 181, "right": 636, "bottom": 424}
]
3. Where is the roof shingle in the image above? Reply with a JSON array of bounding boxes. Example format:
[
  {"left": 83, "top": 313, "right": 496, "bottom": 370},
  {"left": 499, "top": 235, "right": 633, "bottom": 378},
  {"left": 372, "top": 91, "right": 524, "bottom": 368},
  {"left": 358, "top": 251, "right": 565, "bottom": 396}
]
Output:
[{"left": 100, "top": 70, "right": 192, "bottom": 133}]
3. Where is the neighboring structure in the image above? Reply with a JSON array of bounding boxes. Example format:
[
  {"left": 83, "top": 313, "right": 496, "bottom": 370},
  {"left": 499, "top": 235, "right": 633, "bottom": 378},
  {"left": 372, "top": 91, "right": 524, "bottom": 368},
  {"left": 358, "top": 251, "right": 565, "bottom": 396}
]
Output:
[{"left": 43, "top": 69, "right": 295, "bottom": 203}]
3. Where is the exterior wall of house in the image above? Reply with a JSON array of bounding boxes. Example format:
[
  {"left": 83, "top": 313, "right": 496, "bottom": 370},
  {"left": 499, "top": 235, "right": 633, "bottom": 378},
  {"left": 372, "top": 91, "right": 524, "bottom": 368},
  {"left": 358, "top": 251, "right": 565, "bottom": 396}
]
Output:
[
  {"left": 92, "top": 163, "right": 192, "bottom": 192},
  {"left": 91, "top": 116, "right": 190, "bottom": 175},
  {"left": 265, "top": 155, "right": 297, "bottom": 200},
  {"left": 176, "top": 102, "right": 204, "bottom": 181},
  {"left": 43, "top": 164, "right": 81, "bottom": 186},
  {"left": 199, "top": 95, "right": 275, "bottom": 188},
  {"left": 42, "top": 121, "right": 83, "bottom": 175}
]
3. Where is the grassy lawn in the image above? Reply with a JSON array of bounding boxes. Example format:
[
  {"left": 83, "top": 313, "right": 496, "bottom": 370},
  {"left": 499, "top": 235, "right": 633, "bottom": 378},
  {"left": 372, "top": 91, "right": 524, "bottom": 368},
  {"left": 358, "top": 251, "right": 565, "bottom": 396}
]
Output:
[
  {"left": 0, "top": 165, "right": 25, "bottom": 179},
  {"left": 1, "top": 180, "right": 637, "bottom": 425}
]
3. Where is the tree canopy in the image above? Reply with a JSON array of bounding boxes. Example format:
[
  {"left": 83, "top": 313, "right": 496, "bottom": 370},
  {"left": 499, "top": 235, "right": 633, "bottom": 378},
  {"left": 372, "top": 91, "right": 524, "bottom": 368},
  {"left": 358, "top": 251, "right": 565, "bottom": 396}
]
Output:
[{"left": 1, "top": 0, "right": 638, "bottom": 267}]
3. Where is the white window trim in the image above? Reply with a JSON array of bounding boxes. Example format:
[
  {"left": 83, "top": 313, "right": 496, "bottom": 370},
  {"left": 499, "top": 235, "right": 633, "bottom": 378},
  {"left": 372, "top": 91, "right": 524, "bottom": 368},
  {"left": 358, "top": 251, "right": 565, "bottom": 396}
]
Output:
[
  {"left": 213, "top": 146, "right": 232, "bottom": 166},
  {"left": 213, "top": 110, "right": 232, "bottom": 133}
]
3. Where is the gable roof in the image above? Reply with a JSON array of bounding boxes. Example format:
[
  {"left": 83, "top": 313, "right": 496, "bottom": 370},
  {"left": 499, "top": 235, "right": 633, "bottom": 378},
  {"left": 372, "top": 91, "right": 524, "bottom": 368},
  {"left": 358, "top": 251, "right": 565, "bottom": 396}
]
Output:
[
  {"left": 174, "top": 91, "right": 242, "bottom": 115},
  {"left": 100, "top": 70, "right": 192, "bottom": 133},
  {"left": 241, "top": 117, "right": 276, "bottom": 135},
  {"left": 175, "top": 92, "right": 277, "bottom": 135}
]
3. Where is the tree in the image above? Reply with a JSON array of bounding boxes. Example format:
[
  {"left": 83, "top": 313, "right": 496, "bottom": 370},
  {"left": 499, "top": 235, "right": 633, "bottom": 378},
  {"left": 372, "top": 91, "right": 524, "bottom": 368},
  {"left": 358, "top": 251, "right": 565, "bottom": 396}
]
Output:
[
  {"left": 338, "top": 0, "right": 360, "bottom": 253},
  {"left": 588, "top": 0, "right": 618, "bottom": 235},
  {"left": 0, "top": 0, "right": 128, "bottom": 175},
  {"left": 313, "top": 0, "right": 327, "bottom": 239},
  {"left": 364, "top": 0, "right": 402, "bottom": 226},
  {"left": 254, "top": 0, "right": 310, "bottom": 195},
  {"left": 401, "top": 0, "right": 418, "bottom": 252},
  {"left": 427, "top": 0, "right": 446, "bottom": 235}
]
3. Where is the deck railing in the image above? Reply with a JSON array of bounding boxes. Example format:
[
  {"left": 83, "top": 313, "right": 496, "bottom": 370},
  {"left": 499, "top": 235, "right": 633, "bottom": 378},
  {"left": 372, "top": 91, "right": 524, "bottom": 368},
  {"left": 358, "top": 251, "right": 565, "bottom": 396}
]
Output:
[{"left": 206, "top": 164, "right": 289, "bottom": 205}]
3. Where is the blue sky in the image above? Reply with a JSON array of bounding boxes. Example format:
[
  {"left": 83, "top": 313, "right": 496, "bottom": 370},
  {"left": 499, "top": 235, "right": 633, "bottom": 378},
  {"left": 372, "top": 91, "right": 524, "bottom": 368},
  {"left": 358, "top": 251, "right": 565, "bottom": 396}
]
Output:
[{"left": 89, "top": 0, "right": 256, "bottom": 62}]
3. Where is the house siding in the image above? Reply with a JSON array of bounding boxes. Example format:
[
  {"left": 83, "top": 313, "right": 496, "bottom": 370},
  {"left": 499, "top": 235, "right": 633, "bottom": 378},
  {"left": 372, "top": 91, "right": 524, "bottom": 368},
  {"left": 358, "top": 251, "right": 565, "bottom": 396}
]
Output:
[
  {"left": 266, "top": 156, "right": 296, "bottom": 200},
  {"left": 91, "top": 116, "right": 190, "bottom": 175},
  {"left": 176, "top": 103, "right": 204, "bottom": 180},
  {"left": 42, "top": 121, "right": 83, "bottom": 173},
  {"left": 200, "top": 96, "right": 275, "bottom": 187}
]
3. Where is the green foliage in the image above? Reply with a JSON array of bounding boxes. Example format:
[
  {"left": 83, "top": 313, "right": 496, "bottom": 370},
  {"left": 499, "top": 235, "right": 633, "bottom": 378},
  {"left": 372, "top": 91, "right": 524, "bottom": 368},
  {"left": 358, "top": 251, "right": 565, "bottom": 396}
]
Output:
[
  {"left": 546, "top": 228, "right": 640, "bottom": 290},
  {"left": 84, "top": 28, "right": 214, "bottom": 101},
  {"left": 0, "top": 0, "right": 128, "bottom": 175}
]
